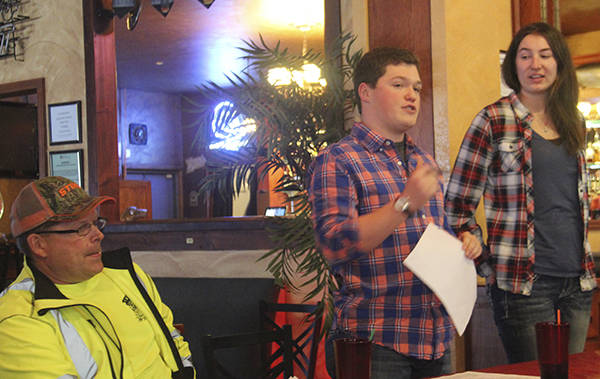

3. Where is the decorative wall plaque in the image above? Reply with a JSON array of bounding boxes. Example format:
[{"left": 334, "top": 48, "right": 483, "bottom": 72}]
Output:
[{"left": 0, "top": 0, "right": 30, "bottom": 61}]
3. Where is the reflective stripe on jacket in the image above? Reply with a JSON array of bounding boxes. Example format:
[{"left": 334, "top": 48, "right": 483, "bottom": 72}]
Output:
[{"left": 0, "top": 247, "right": 195, "bottom": 379}]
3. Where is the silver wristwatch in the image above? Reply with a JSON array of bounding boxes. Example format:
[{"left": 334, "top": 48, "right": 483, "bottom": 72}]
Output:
[{"left": 394, "top": 196, "right": 413, "bottom": 216}]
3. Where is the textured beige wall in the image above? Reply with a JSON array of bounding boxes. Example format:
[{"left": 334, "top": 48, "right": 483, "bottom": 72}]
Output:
[
  {"left": 431, "top": 0, "right": 512, "bottom": 248},
  {"left": 0, "top": 0, "right": 88, "bottom": 187},
  {"left": 432, "top": 0, "right": 512, "bottom": 172}
]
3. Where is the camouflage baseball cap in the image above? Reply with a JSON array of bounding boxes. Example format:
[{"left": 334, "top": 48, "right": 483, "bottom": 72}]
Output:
[{"left": 10, "top": 176, "right": 115, "bottom": 237}]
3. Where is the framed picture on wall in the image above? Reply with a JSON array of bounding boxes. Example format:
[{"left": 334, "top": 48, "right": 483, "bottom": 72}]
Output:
[
  {"left": 49, "top": 150, "right": 84, "bottom": 188},
  {"left": 48, "top": 101, "right": 82, "bottom": 145}
]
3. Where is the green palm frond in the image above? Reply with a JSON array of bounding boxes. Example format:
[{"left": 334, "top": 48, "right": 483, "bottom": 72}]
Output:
[{"left": 186, "top": 32, "right": 362, "bottom": 333}]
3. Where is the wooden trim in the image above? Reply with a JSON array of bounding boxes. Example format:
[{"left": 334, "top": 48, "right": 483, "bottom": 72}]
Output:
[
  {"left": 511, "top": 0, "right": 554, "bottom": 35},
  {"left": 511, "top": 0, "right": 521, "bottom": 36},
  {"left": 101, "top": 217, "right": 276, "bottom": 251},
  {"left": 176, "top": 170, "right": 184, "bottom": 218},
  {"left": 0, "top": 78, "right": 47, "bottom": 178},
  {"left": 83, "top": 0, "right": 97, "bottom": 194},
  {"left": 367, "top": 0, "right": 434, "bottom": 156},
  {"left": 324, "top": 0, "right": 341, "bottom": 58},
  {"left": 83, "top": 0, "right": 120, "bottom": 222},
  {"left": 573, "top": 53, "right": 600, "bottom": 68},
  {"left": 589, "top": 219, "right": 600, "bottom": 230}
]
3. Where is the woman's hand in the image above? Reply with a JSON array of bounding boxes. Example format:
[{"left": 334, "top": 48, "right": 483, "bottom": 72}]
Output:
[{"left": 459, "top": 231, "right": 482, "bottom": 260}]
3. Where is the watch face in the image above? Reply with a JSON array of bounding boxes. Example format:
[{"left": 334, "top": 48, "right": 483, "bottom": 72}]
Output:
[
  {"left": 394, "top": 197, "right": 409, "bottom": 212},
  {"left": 394, "top": 196, "right": 413, "bottom": 216}
]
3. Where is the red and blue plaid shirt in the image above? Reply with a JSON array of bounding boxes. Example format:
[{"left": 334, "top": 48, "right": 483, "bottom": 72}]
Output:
[
  {"left": 308, "top": 122, "right": 454, "bottom": 360},
  {"left": 445, "top": 92, "right": 596, "bottom": 295}
]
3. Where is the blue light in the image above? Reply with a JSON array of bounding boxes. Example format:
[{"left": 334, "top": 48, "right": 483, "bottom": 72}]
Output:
[{"left": 209, "top": 101, "right": 256, "bottom": 151}]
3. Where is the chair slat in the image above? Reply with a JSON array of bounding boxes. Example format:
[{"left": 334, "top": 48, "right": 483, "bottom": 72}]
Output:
[
  {"left": 259, "top": 300, "right": 322, "bottom": 379},
  {"left": 202, "top": 324, "right": 294, "bottom": 379}
]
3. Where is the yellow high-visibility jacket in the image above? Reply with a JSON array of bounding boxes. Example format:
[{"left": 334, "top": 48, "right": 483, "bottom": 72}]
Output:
[{"left": 0, "top": 247, "right": 195, "bottom": 379}]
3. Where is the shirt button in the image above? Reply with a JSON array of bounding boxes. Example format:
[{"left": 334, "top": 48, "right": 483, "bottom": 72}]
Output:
[
  {"left": 385, "top": 141, "right": 391, "bottom": 146},
  {"left": 397, "top": 161, "right": 402, "bottom": 166}
]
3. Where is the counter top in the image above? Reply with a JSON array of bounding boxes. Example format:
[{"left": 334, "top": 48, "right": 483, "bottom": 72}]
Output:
[
  {"left": 103, "top": 216, "right": 274, "bottom": 233},
  {"left": 102, "top": 216, "right": 280, "bottom": 251}
]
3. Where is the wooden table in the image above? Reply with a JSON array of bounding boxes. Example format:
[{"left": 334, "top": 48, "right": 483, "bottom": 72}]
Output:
[{"left": 477, "top": 350, "right": 600, "bottom": 378}]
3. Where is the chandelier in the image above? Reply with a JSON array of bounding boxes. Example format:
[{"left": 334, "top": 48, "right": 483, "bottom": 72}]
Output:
[
  {"left": 266, "top": 24, "right": 326, "bottom": 91},
  {"left": 578, "top": 101, "right": 600, "bottom": 122}
]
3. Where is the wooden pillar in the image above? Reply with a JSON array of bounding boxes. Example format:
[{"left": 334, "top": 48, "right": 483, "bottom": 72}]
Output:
[
  {"left": 83, "top": 0, "right": 120, "bottom": 222},
  {"left": 368, "top": 0, "right": 434, "bottom": 155},
  {"left": 511, "top": 0, "right": 557, "bottom": 35},
  {"left": 324, "top": 0, "right": 341, "bottom": 56}
]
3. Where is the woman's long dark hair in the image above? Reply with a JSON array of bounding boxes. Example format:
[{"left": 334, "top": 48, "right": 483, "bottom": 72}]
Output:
[{"left": 502, "top": 22, "right": 583, "bottom": 155}]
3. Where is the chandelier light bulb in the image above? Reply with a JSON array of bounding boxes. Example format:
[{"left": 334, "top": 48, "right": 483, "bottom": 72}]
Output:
[
  {"left": 301, "top": 64, "right": 321, "bottom": 83},
  {"left": 578, "top": 101, "right": 592, "bottom": 117},
  {"left": 267, "top": 67, "right": 292, "bottom": 86}
]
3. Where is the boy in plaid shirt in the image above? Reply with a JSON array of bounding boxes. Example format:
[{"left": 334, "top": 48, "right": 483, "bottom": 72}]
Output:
[{"left": 309, "top": 47, "right": 481, "bottom": 378}]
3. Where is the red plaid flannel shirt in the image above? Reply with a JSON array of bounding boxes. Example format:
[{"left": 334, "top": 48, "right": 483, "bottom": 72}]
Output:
[
  {"left": 309, "top": 122, "right": 454, "bottom": 360},
  {"left": 445, "top": 92, "right": 596, "bottom": 295}
]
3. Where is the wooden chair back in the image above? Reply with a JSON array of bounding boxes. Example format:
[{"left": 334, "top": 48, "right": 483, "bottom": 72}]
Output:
[
  {"left": 201, "top": 324, "right": 294, "bottom": 379},
  {"left": 259, "top": 300, "right": 322, "bottom": 379}
]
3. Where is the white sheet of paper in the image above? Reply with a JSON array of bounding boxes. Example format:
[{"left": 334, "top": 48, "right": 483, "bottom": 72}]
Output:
[{"left": 403, "top": 223, "right": 477, "bottom": 336}]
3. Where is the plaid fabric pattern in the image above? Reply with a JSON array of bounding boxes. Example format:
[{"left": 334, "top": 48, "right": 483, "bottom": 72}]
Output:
[
  {"left": 445, "top": 92, "right": 596, "bottom": 295},
  {"left": 308, "top": 122, "right": 454, "bottom": 360},
  {"left": 10, "top": 176, "right": 114, "bottom": 237}
]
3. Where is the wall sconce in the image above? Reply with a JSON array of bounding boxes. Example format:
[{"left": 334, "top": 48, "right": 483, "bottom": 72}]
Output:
[
  {"left": 112, "top": 0, "right": 136, "bottom": 18},
  {"left": 95, "top": 0, "right": 217, "bottom": 34},
  {"left": 99, "top": 0, "right": 143, "bottom": 31},
  {"left": 152, "top": 0, "right": 174, "bottom": 17},
  {"left": 198, "top": 0, "right": 215, "bottom": 9}
]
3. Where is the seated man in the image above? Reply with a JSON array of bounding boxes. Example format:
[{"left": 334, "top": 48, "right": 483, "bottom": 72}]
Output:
[{"left": 0, "top": 176, "right": 195, "bottom": 378}]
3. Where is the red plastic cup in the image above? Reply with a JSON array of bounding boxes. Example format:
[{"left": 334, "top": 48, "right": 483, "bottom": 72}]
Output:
[
  {"left": 334, "top": 338, "right": 372, "bottom": 379},
  {"left": 535, "top": 321, "right": 569, "bottom": 379}
]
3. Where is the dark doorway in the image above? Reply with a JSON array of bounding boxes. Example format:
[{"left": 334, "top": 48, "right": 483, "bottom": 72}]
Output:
[
  {"left": 0, "top": 79, "right": 46, "bottom": 178},
  {"left": 0, "top": 101, "right": 38, "bottom": 178}
]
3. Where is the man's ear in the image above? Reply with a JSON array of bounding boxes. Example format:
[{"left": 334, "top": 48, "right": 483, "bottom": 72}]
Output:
[
  {"left": 27, "top": 234, "right": 49, "bottom": 259},
  {"left": 357, "top": 82, "right": 372, "bottom": 104}
]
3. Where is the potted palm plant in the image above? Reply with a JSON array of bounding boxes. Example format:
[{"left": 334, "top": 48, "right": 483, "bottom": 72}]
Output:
[{"left": 185, "top": 33, "right": 362, "bottom": 329}]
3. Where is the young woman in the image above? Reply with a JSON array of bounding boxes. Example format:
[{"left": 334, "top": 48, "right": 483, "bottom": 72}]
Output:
[{"left": 445, "top": 22, "right": 595, "bottom": 363}]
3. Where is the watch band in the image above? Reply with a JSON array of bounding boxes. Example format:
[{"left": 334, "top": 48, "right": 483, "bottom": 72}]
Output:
[{"left": 394, "top": 196, "right": 413, "bottom": 216}]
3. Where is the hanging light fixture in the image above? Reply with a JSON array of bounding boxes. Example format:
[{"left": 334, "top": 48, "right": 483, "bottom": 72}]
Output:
[
  {"left": 151, "top": 0, "right": 174, "bottom": 17},
  {"left": 266, "top": 25, "right": 326, "bottom": 91},
  {"left": 112, "top": 0, "right": 138, "bottom": 18},
  {"left": 126, "top": 1, "right": 143, "bottom": 30},
  {"left": 198, "top": 0, "right": 215, "bottom": 9},
  {"left": 97, "top": 0, "right": 216, "bottom": 32}
]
